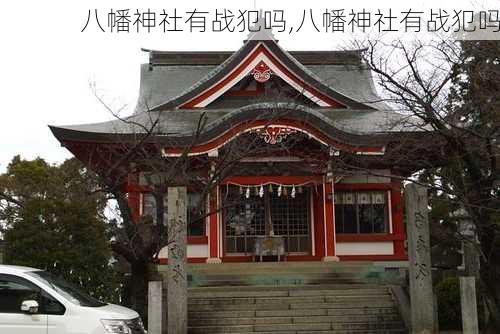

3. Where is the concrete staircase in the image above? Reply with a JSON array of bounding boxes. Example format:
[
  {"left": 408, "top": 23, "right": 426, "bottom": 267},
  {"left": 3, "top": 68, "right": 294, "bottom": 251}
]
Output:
[
  {"left": 187, "top": 284, "right": 407, "bottom": 333},
  {"left": 169, "top": 262, "right": 408, "bottom": 334}
]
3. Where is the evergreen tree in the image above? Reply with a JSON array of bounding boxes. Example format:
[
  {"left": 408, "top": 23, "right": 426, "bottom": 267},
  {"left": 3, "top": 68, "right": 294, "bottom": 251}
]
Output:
[{"left": 0, "top": 156, "right": 120, "bottom": 302}]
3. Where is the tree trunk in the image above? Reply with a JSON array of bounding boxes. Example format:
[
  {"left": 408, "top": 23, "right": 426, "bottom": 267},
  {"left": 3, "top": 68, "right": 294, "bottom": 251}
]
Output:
[
  {"left": 478, "top": 222, "right": 500, "bottom": 330},
  {"left": 479, "top": 214, "right": 500, "bottom": 328},
  {"left": 129, "top": 260, "right": 150, "bottom": 323},
  {"left": 479, "top": 266, "right": 500, "bottom": 329}
]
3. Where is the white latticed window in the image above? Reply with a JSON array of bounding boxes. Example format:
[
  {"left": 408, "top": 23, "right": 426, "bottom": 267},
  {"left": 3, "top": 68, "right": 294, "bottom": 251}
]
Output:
[
  {"left": 335, "top": 191, "right": 388, "bottom": 234},
  {"left": 222, "top": 185, "right": 310, "bottom": 254}
]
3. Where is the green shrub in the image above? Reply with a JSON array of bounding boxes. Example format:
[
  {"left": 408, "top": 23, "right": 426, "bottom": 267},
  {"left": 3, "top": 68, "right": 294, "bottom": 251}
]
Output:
[{"left": 435, "top": 276, "right": 462, "bottom": 330}]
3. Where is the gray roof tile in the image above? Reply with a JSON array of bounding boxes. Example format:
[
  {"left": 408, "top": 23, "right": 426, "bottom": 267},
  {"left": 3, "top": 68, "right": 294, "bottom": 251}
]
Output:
[
  {"left": 53, "top": 103, "right": 423, "bottom": 141},
  {"left": 134, "top": 55, "right": 392, "bottom": 113}
]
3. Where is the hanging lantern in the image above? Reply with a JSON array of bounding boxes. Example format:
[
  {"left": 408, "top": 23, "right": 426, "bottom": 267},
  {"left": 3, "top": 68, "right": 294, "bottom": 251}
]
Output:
[
  {"left": 255, "top": 186, "right": 260, "bottom": 196},
  {"left": 298, "top": 186, "right": 303, "bottom": 194},
  {"left": 259, "top": 185, "right": 264, "bottom": 198},
  {"left": 291, "top": 185, "right": 296, "bottom": 198},
  {"left": 277, "top": 185, "right": 282, "bottom": 197},
  {"left": 245, "top": 187, "right": 250, "bottom": 199},
  {"left": 283, "top": 186, "right": 288, "bottom": 197},
  {"left": 268, "top": 184, "right": 273, "bottom": 193},
  {"left": 239, "top": 186, "right": 243, "bottom": 195}
]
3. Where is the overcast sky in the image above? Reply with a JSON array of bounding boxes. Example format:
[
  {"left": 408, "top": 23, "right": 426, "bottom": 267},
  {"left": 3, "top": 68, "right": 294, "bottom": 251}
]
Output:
[{"left": 0, "top": 0, "right": 494, "bottom": 172}]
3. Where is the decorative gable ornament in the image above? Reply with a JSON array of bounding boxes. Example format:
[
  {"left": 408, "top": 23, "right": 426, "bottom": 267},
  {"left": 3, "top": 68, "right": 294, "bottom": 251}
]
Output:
[
  {"left": 254, "top": 126, "right": 297, "bottom": 145},
  {"left": 251, "top": 61, "right": 272, "bottom": 83}
]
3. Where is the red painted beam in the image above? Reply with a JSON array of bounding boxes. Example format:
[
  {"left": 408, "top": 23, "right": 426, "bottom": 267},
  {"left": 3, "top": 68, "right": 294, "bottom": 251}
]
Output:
[{"left": 223, "top": 175, "right": 323, "bottom": 185}]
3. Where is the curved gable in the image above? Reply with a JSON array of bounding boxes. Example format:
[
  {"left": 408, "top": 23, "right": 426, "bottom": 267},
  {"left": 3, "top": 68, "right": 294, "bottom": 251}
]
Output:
[{"left": 151, "top": 40, "right": 374, "bottom": 111}]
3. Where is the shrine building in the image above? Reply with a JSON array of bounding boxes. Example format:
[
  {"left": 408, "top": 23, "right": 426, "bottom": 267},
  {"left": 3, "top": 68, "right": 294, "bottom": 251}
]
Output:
[{"left": 50, "top": 28, "right": 429, "bottom": 266}]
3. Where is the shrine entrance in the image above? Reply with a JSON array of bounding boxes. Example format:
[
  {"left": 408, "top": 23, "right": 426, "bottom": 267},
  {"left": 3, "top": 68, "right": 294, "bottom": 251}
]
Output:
[{"left": 222, "top": 184, "right": 311, "bottom": 256}]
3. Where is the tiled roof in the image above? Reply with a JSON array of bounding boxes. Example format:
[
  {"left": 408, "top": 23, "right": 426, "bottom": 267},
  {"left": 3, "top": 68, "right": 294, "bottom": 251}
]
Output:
[{"left": 50, "top": 103, "right": 424, "bottom": 147}]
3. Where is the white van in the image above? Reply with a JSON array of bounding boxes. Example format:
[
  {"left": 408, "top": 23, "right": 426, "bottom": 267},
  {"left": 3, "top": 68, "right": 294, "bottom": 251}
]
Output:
[{"left": 0, "top": 265, "right": 145, "bottom": 334}]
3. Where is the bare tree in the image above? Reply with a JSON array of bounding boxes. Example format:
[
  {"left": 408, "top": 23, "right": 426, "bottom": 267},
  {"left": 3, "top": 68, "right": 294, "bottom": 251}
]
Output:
[
  {"left": 346, "top": 38, "right": 500, "bottom": 328},
  {"left": 69, "top": 88, "right": 328, "bottom": 319}
]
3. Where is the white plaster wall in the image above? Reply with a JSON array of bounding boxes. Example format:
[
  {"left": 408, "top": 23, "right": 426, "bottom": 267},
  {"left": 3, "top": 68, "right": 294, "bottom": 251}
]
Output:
[
  {"left": 158, "top": 244, "right": 209, "bottom": 258},
  {"left": 336, "top": 241, "right": 394, "bottom": 255}
]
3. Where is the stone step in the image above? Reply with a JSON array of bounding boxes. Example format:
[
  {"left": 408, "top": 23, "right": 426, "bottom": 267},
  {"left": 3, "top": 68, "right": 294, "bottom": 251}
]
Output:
[
  {"left": 188, "top": 272, "right": 382, "bottom": 279},
  {"left": 189, "top": 324, "right": 334, "bottom": 333},
  {"left": 188, "top": 287, "right": 388, "bottom": 298},
  {"left": 254, "top": 321, "right": 405, "bottom": 332},
  {"left": 258, "top": 307, "right": 399, "bottom": 317},
  {"left": 190, "top": 317, "right": 291, "bottom": 326},
  {"left": 290, "top": 300, "right": 395, "bottom": 309},
  {"left": 188, "top": 283, "right": 385, "bottom": 294},
  {"left": 188, "top": 288, "right": 390, "bottom": 300},
  {"left": 190, "top": 278, "right": 383, "bottom": 287},
  {"left": 188, "top": 300, "right": 396, "bottom": 311},
  {"left": 297, "top": 331, "right": 406, "bottom": 334},
  {"left": 222, "top": 330, "right": 407, "bottom": 334},
  {"left": 188, "top": 325, "right": 254, "bottom": 333},
  {"left": 189, "top": 307, "right": 399, "bottom": 319},
  {"left": 188, "top": 322, "right": 406, "bottom": 333},
  {"left": 182, "top": 261, "right": 377, "bottom": 272},
  {"left": 289, "top": 288, "right": 389, "bottom": 297},
  {"left": 291, "top": 315, "right": 402, "bottom": 324},
  {"left": 188, "top": 266, "right": 382, "bottom": 275},
  {"left": 189, "top": 314, "right": 403, "bottom": 326},
  {"left": 188, "top": 295, "right": 393, "bottom": 306},
  {"left": 190, "top": 290, "right": 289, "bottom": 298},
  {"left": 189, "top": 332, "right": 406, "bottom": 334},
  {"left": 332, "top": 322, "right": 405, "bottom": 331},
  {"left": 182, "top": 280, "right": 407, "bottom": 333}
]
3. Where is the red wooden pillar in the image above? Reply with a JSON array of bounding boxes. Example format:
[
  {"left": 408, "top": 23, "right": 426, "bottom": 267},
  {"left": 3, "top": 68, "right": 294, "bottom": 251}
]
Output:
[
  {"left": 391, "top": 182, "right": 406, "bottom": 258},
  {"left": 313, "top": 185, "right": 324, "bottom": 258},
  {"left": 322, "top": 180, "right": 339, "bottom": 261},
  {"left": 207, "top": 187, "right": 222, "bottom": 263},
  {"left": 126, "top": 175, "right": 141, "bottom": 223},
  {"left": 128, "top": 191, "right": 141, "bottom": 223},
  {"left": 314, "top": 185, "right": 325, "bottom": 258}
]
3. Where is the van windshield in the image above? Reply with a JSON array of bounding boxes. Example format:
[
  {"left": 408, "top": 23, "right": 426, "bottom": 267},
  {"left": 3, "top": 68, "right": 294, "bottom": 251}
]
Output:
[{"left": 27, "top": 271, "right": 106, "bottom": 307}]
